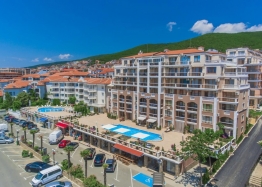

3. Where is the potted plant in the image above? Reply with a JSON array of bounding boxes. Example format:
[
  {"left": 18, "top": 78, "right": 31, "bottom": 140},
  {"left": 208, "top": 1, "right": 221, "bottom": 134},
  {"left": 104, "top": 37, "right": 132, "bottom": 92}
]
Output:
[{"left": 155, "top": 146, "right": 160, "bottom": 151}]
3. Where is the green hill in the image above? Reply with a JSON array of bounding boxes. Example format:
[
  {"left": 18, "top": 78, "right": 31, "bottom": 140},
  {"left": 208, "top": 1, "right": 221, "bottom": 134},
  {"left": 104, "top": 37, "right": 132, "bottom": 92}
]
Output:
[{"left": 27, "top": 32, "right": 262, "bottom": 68}]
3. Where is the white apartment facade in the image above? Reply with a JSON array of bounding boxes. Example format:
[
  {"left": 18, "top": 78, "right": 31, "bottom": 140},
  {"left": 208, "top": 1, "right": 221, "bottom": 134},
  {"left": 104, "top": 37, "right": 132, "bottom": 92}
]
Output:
[
  {"left": 107, "top": 47, "right": 250, "bottom": 139},
  {"left": 226, "top": 48, "right": 262, "bottom": 108},
  {"left": 47, "top": 77, "right": 111, "bottom": 112}
]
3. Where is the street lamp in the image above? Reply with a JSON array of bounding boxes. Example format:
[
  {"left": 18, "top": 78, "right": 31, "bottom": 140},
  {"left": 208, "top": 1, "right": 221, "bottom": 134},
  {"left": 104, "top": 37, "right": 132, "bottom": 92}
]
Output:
[
  {"left": 16, "top": 130, "right": 19, "bottom": 145},
  {"left": 52, "top": 149, "right": 56, "bottom": 165}
]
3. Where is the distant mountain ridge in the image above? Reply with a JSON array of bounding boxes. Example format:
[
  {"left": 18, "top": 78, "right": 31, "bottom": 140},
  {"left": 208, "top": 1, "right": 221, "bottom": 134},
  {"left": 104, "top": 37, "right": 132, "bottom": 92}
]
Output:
[{"left": 27, "top": 32, "right": 262, "bottom": 68}]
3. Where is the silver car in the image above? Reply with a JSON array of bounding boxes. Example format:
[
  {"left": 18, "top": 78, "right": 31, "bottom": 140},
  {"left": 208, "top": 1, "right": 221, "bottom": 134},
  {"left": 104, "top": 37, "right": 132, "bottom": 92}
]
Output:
[
  {"left": 0, "top": 136, "right": 14, "bottom": 144},
  {"left": 44, "top": 181, "right": 72, "bottom": 187}
]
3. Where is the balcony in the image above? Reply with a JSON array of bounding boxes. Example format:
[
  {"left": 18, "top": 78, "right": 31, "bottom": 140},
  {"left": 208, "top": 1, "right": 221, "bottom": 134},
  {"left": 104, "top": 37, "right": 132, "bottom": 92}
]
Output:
[
  {"left": 202, "top": 97, "right": 215, "bottom": 101},
  {"left": 163, "top": 61, "right": 190, "bottom": 66},
  {"left": 149, "top": 103, "right": 157, "bottom": 108},
  {"left": 224, "top": 72, "right": 248, "bottom": 76},
  {"left": 149, "top": 113, "right": 157, "bottom": 118},
  {"left": 126, "top": 108, "right": 132, "bottom": 112},
  {"left": 140, "top": 102, "right": 147, "bottom": 107},
  {"left": 163, "top": 83, "right": 218, "bottom": 89},
  {"left": 165, "top": 94, "right": 174, "bottom": 98},
  {"left": 139, "top": 112, "right": 147, "bottom": 116},
  {"left": 176, "top": 116, "right": 185, "bottom": 121},
  {"left": 219, "top": 97, "right": 238, "bottom": 103},
  {"left": 165, "top": 105, "right": 173, "bottom": 110},
  {"left": 187, "top": 107, "right": 198, "bottom": 112},
  {"left": 203, "top": 108, "right": 213, "bottom": 112},
  {"left": 126, "top": 99, "right": 132, "bottom": 103},
  {"left": 187, "top": 118, "right": 197, "bottom": 124},
  {"left": 220, "top": 121, "right": 234, "bottom": 128},
  {"left": 202, "top": 120, "right": 212, "bottom": 124},
  {"left": 88, "top": 95, "right": 96, "bottom": 99},
  {"left": 176, "top": 105, "right": 185, "bottom": 110},
  {"left": 222, "top": 84, "right": 250, "bottom": 89},
  {"left": 51, "top": 84, "right": 59, "bottom": 88},
  {"left": 119, "top": 98, "right": 125, "bottom": 103},
  {"left": 87, "top": 88, "right": 96, "bottom": 92},
  {"left": 65, "top": 84, "right": 75, "bottom": 88},
  {"left": 50, "top": 89, "right": 59, "bottom": 93},
  {"left": 119, "top": 107, "right": 125, "bottom": 111}
]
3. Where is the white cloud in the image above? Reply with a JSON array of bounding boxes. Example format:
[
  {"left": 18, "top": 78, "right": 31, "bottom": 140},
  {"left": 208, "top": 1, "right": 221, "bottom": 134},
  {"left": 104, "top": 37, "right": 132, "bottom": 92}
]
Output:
[
  {"left": 31, "top": 58, "right": 39, "bottom": 62},
  {"left": 190, "top": 20, "right": 214, "bottom": 34},
  {"left": 191, "top": 20, "right": 262, "bottom": 34},
  {"left": 214, "top": 22, "right": 246, "bottom": 33},
  {"left": 43, "top": 57, "right": 52, "bottom": 62},
  {"left": 166, "top": 22, "right": 176, "bottom": 31},
  {"left": 59, "top": 54, "right": 71, "bottom": 60}
]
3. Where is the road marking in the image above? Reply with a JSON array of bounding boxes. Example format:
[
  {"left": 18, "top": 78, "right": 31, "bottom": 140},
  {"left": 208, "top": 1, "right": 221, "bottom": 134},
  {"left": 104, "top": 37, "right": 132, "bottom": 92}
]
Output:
[
  {"left": 130, "top": 168, "right": 133, "bottom": 187},
  {"left": 7, "top": 155, "right": 21, "bottom": 157},
  {"left": 90, "top": 160, "right": 94, "bottom": 168},
  {"left": 24, "top": 174, "right": 35, "bottom": 180},
  {"left": 63, "top": 175, "right": 81, "bottom": 187},
  {"left": 13, "top": 159, "right": 33, "bottom": 162},
  {"left": 0, "top": 146, "right": 14, "bottom": 149},
  {"left": 79, "top": 157, "right": 83, "bottom": 162},
  {"left": 114, "top": 161, "right": 120, "bottom": 182},
  {"left": 71, "top": 146, "right": 78, "bottom": 158},
  {"left": 20, "top": 172, "right": 26, "bottom": 175},
  {"left": 2, "top": 151, "right": 20, "bottom": 153}
]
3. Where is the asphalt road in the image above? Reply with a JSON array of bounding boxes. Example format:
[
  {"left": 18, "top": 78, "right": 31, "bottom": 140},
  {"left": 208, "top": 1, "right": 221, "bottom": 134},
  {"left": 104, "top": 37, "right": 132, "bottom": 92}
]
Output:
[
  {"left": 215, "top": 120, "right": 262, "bottom": 187},
  {"left": 0, "top": 144, "right": 32, "bottom": 187}
]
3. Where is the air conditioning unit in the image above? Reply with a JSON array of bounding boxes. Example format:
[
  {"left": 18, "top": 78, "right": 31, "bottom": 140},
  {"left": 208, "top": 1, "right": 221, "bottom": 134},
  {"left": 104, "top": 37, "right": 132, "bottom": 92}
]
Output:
[{"left": 235, "top": 92, "right": 240, "bottom": 95}]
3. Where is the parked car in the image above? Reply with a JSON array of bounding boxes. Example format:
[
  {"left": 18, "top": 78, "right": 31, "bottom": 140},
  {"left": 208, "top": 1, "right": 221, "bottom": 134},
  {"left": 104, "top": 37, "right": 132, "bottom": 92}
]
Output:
[
  {"left": 0, "top": 136, "right": 14, "bottom": 144},
  {"left": 84, "top": 148, "right": 96, "bottom": 159},
  {"left": 4, "top": 115, "right": 11, "bottom": 121},
  {"left": 30, "top": 127, "right": 40, "bottom": 132},
  {"left": 20, "top": 121, "right": 30, "bottom": 128},
  {"left": 5, "top": 116, "right": 14, "bottom": 122},
  {"left": 27, "top": 123, "right": 37, "bottom": 130},
  {"left": 31, "top": 165, "right": 62, "bottom": 187},
  {"left": 19, "top": 119, "right": 26, "bottom": 126},
  {"left": 94, "top": 153, "right": 106, "bottom": 166},
  {"left": 58, "top": 140, "right": 71, "bottom": 148},
  {"left": 105, "top": 159, "right": 117, "bottom": 172},
  {"left": 25, "top": 161, "right": 52, "bottom": 173},
  {"left": 66, "top": 142, "right": 79, "bottom": 150},
  {"left": 13, "top": 118, "right": 20, "bottom": 125},
  {"left": 44, "top": 181, "right": 72, "bottom": 187}
]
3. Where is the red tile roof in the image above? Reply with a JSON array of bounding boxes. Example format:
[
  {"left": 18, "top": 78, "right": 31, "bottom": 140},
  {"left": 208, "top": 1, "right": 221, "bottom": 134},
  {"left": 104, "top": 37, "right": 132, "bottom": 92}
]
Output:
[
  {"left": 0, "top": 79, "right": 9, "bottom": 83},
  {"left": 4, "top": 80, "right": 31, "bottom": 89},
  {"left": 0, "top": 90, "right": 3, "bottom": 97},
  {"left": 98, "top": 68, "right": 114, "bottom": 74},
  {"left": 22, "top": 74, "right": 41, "bottom": 78}
]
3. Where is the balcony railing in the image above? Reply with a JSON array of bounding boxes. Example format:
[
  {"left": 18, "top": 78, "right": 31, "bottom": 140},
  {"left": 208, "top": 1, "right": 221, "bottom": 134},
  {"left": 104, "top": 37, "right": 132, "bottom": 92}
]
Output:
[
  {"left": 140, "top": 102, "right": 147, "bottom": 106},
  {"left": 149, "top": 103, "right": 157, "bottom": 107},
  {"left": 224, "top": 72, "right": 248, "bottom": 76},
  {"left": 176, "top": 116, "right": 185, "bottom": 121},
  {"left": 176, "top": 105, "right": 185, "bottom": 110},
  {"left": 149, "top": 113, "right": 157, "bottom": 117},
  {"left": 126, "top": 108, "right": 132, "bottom": 111},
  {"left": 163, "top": 83, "right": 218, "bottom": 89},
  {"left": 202, "top": 97, "right": 215, "bottom": 101},
  {"left": 119, "top": 98, "right": 125, "bottom": 102},
  {"left": 126, "top": 99, "right": 132, "bottom": 103},
  {"left": 187, "top": 107, "right": 198, "bottom": 112},
  {"left": 203, "top": 108, "right": 212, "bottom": 112},
  {"left": 219, "top": 98, "right": 238, "bottom": 102},
  {"left": 202, "top": 120, "right": 212, "bottom": 124},
  {"left": 119, "top": 107, "right": 125, "bottom": 111},
  {"left": 187, "top": 118, "right": 197, "bottom": 123}
]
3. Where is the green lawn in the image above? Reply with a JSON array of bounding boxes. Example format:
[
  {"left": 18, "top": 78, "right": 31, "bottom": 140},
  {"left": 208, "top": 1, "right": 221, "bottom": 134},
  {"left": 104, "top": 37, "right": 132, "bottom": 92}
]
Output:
[{"left": 249, "top": 109, "right": 262, "bottom": 118}]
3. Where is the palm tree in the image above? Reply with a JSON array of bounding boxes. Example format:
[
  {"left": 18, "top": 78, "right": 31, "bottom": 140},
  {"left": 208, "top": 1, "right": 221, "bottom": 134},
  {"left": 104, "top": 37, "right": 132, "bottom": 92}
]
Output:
[
  {"left": 64, "top": 146, "right": 74, "bottom": 167},
  {"left": 10, "top": 122, "right": 14, "bottom": 136},
  {"left": 102, "top": 163, "right": 109, "bottom": 186},
  {"left": 30, "top": 129, "right": 38, "bottom": 148},
  {"left": 38, "top": 134, "right": 43, "bottom": 155},
  {"left": 80, "top": 149, "right": 91, "bottom": 178},
  {"left": 22, "top": 127, "right": 27, "bottom": 142}
]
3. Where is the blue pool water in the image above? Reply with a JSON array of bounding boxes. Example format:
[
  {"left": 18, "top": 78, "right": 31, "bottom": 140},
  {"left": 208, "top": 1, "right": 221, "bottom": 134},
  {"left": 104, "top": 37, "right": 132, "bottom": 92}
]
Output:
[
  {"left": 133, "top": 173, "right": 153, "bottom": 187},
  {"left": 108, "top": 124, "right": 162, "bottom": 141},
  {"left": 38, "top": 107, "right": 64, "bottom": 112}
]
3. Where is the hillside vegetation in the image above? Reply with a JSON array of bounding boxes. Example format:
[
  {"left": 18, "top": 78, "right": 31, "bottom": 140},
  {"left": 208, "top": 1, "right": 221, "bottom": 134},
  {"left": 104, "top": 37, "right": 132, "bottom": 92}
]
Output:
[{"left": 27, "top": 32, "right": 262, "bottom": 68}]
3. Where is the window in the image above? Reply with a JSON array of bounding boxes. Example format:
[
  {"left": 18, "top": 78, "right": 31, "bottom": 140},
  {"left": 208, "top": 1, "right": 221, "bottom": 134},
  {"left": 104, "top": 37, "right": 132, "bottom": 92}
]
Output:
[
  {"left": 101, "top": 86, "right": 104, "bottom": 89},
  {"left": 102, "top": 92, "right": 104, "bottom": 96},
  {"left": 203, "top": 104, "right": 213, "bottom": 112},
  {"left": 116, "top": 69, "right": 120, "bottom": 74},
  {"left": 241, "top": 115, "right": 244, "bottom": 122},
  {"left": 202, "top": 116, "right": 212, "bottom": 124},
  {"left": 206, "top": 67, "right": 216, "bottom": 73},
  {"left": 243, "top": 103, "right": 245, "bottom": 108},
  {"left": 227, "top": 59, "right": 233, "bottom": 61},
  {"left": 241, "top": 126, "right": 244, "bottom": 132},
  {"left": 238, "top": 51, "right": 245, "bottom": 55},
  {"left": 124, "top": 60, "right": 127, "bottom": 65},
  {"left": 169, "top": 57, "right": 177, "bottom": 62},
  {"left": 194, "top": 55, "right": 200, "bottom": 62}
]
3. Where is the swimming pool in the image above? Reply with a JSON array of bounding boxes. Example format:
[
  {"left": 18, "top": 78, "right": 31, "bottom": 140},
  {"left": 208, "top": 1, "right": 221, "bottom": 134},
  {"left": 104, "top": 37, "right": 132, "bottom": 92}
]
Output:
[
  {"left": 38, "top": 107, "right": 64, "bottom": 112},
  {"left": 102, "top": 124, "right": 162, "bottom": 141}
]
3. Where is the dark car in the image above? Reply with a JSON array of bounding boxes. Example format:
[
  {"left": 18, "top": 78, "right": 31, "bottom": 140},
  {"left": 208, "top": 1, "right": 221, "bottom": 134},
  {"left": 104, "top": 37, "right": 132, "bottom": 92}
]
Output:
[
  {"left": 27, "top": 123, "right": 37, "bottom": 130},
  {"left": 19, "top": 120, "right": 26, "bottom": 126},
  {"left": 25, "top": 161, "right": 52, "bottom": 173},
  {"left": 5, "top": 116, "right": 14, "bottom": 122},
  {"left": 94, "top": 153, "right": 106, "bottom": 166},
  {"left": 13, "top": 118, "right": 20, "bottom": 125},
  {"left": 20, "top": 121, "right": 30, "bottom": 128},
  {"left": 30, "top": 127, "right": 40, "bottom": 132},
  {"left": 105, "top": 159, "right": 117, "bottom": 172},
  {"left": 66, "top": 142, "right": 79, "bottom": 150},
  {"left": 84, "top": 148, "right": 96, "bottom": 159},
  {"left": 4, "top": 115, "right": 11, "bottom": 121},
  {"left": 44, "top": 181, "right": 73, "bottom": 187}
]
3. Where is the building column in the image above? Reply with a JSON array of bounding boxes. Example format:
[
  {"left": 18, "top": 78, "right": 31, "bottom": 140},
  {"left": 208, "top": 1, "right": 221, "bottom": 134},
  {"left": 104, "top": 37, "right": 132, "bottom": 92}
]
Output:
[
  {"left": 159, "top": 159, "right": 163, "bottom": 173},
  {"left": 175, "top": 164, "right": 181, "bottom": 176},
  {"left": 97, "top": 138, "right": 101, "bottom": 148},
  {"left": 90, "top": 136, "right": 93, "bottom": 145},
  {"left": 108, "top": 142, "right": 111, "bottom": 152},
  {"left": 82, "top": 133, "right": 85, "bottom": 141},
  {"left": 144, "top": 156, "right": 148, "bottom": 167}
]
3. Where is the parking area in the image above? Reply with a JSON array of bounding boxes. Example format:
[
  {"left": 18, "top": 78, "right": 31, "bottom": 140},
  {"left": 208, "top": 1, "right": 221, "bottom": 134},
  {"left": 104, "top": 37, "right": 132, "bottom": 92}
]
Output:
[{"left": 2, "top": 117, "right": 176, "bottom": 187}]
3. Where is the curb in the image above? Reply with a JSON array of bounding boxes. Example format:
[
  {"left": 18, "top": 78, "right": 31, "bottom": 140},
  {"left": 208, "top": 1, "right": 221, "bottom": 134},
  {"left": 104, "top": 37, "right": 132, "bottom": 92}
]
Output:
[{"left": 206, "top": 115, "right": 262, "bottom": 186}]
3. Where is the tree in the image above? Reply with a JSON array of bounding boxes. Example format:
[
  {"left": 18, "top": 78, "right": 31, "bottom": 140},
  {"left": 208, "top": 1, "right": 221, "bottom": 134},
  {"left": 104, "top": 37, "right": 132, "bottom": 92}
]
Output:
[
  {"left": 52, "top": 99, "right": 60, "bottom": 106},
  {"left": 64, "top": 146, "right": 75, "bottom": 167},
  {"left": 80, "top": 149, "right": 91, "bottom": 178},
  {"left": 179, "top": 128, "right": 223, "bottom": 186},
  {"left": 30, "top": 129, "right": 38, "bottom": 148},
  {"left": 15, "top": 92, "right": 29, "bottom": 107},
  {"left": 28, "top": 89, "right": 38, "bottom": 101},
  {"left": 9, "top": 123, "right": 14, "bottom": 136},
  {"left": 22, "top": 127, "right": 27, "bottom": 142},
  {"left": 68, "top": 96, "right": 76, "bottom": 105},
  {"left": 0, "top": 96, "right": 3, "bottom": 104},
  {"left": 102, "top": 163, "right": 109, "bottom": 186},
  {"left": 12, "top": 100, "right": 22, "bottom": 110},
  {"left": 2, "top": 92, "right": 13, "bottom": 109},
  {"left": 83, "top": 175, "right": 104, "bottom": 187}
]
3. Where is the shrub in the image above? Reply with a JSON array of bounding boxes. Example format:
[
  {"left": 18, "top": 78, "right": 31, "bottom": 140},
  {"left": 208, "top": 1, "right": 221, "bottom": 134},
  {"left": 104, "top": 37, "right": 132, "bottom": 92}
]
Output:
[
  {"left": 27, "top": 141, "right": 32, "bottom": 147},
  {"left": 202, "top": 172, "right": 210, "bottom": 184},
  {"left": 244, "top": 123, "right": 253, "bottom": 134},
  {"left": 236, "top": 134, "right": 244, "bottom": 144},
  {"left": 29, "top": 152, "right": 33, "bottom": 158},
  {"left": 22, "top": 150, "right": 29, "bottom": 158},
  {"left": 83, "top": 175, "right": 104, "bottom": 187},
  {"left": 70, "top": 164, "right": 84, "bottom": 179},
  {"left": 8, "top": 133, "right": 14, "bottom": 137},
  {"left": 34, "top": 146, "right": 39, "bottom": 152},
  {"left": 61, "top": 159, "right": 72, "bottom": 170},
  {"left": 42, "top": 155, "right": 50, "bottom": 163}
]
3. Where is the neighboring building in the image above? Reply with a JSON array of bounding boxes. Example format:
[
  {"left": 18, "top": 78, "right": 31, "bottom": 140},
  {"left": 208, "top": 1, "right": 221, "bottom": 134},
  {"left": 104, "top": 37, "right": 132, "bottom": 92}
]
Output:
[
  {"left": 89, "top": 68, "right": 114, "bottom": 78},
  {"left": 0, "top": 90, "right": 3, "bottom": 98},
  {"left": 226, "top": 48, "right": 262, "bottom": 108},
  {"left": 47, "top": 77, "right": 111, "bottom": 112},
  {"left": 0, "top": 68, "right": 31, "bottom": 79},
  {"left": 108, "top": 47, "right": 250, "bottom": 139},
  {"left": 3, "top": 80, "right": 32, "bottom": 97},
  {"left": 0, "top": 79, "right": 9, "bottom": 89}
]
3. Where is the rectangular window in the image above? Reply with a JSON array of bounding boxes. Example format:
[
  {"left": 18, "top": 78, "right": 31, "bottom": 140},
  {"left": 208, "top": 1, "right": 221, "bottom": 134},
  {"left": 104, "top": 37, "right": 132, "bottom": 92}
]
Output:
[
  {"left": 169, "top": 57, "right": 177, "bottom": 62},
  {"left": 194, "top": 55, "right": 200, "bottom": 62},
  {"left": 116, "top": 70, "right": 120, "bottom": 74},
  {"left": 102, "top": 99, "right": 104, "bottom": 103},
  {"left": 238, "top": 51, "right": 245, "bottom": 55},
  {"left": 202, "top": 116, "right": 212, "bottom": 124},
  {"left": 203, "top": 104, "right": 213, "bottom": 112},
  {"left": 206, "top": 67, "right": 216, "bottom": 73}
]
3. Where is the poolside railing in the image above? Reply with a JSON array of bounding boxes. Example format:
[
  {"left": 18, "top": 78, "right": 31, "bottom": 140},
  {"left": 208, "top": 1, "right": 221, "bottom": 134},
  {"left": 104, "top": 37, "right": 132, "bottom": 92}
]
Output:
[{"left": 73, "top": 124, "right": 182, "bottom": 163}]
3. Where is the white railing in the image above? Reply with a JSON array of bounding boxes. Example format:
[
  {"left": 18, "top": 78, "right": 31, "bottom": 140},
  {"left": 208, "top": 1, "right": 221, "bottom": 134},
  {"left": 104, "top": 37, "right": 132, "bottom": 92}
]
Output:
[
  {"left": 165, "top": 94, "right": 174, "bottom": 98},
  {"left": 219, "top": 97, "right": 238, "bottom": 102},
  {"left": 202, "top": 97, "right": 214, "bottom": 101},
  {"left": 224, "top": 110, "right": 231, "bottom": 115}
]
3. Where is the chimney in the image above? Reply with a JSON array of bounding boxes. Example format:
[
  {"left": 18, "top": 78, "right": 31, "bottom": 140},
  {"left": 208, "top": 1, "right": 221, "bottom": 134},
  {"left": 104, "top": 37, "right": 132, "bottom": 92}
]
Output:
[{"left": 198, "top": 46, "right": 205, "bottom": 51}]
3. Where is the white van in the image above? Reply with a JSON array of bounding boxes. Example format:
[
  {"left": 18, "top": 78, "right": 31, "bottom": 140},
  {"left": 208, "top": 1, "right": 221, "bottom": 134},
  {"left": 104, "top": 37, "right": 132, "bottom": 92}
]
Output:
[
  {"left": 0, "top": 124, "right": 8, "bottom": 132},
  {"left": 31, "top": 165, "right": 62, "bottom": 187},
  {"left": 49, "top": 130, "right": 63, "bottom": 145}
]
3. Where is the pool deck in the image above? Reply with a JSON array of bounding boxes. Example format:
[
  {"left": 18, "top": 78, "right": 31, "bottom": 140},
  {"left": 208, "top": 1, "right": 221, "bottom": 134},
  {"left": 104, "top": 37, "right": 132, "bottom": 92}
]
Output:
[
  {"left": 27, "top": 107, "right": 75, "bottom": 118},
  {"left": 78, "top": 114, "right": 189, "bottom": 152}
]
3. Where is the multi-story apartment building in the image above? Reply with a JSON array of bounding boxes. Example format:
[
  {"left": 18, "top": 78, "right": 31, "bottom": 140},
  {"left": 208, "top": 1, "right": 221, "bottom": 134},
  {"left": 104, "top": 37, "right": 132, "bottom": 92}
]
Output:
[
  {"left": 0, "top": 68, "right": 31, "bottom": 79},
  {"left": 108, "top": 47, "right": 250, "bottom": 139},
  {"left": 226, "top": 48, "right": 262, "bottom": 108},
  {"left": 47, "top": 77, "right": 111, "bottom": 112}
]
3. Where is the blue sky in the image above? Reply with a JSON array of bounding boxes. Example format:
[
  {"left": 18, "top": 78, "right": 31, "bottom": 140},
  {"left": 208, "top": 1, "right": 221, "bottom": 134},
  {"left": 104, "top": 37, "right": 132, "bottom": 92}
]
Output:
[{"left": 0, "top": 0, "right": 262, "bottom": 67}]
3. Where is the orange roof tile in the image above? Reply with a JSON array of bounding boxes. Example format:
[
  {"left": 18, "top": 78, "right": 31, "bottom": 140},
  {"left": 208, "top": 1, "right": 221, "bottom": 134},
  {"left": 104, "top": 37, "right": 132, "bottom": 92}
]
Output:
[
  {"left": 37, "top": 81, "right": 45, "bottom": 86},
  {"left": 98, "top": 68, "right": 114, "bottom": 74},
  {"left": 58, "top": 71, "right": 89, "bottom": 76},
  {"left": 0, "top": 79, "right": 9, "bottom": 83},
  {"left": 124, "top": 52, "right": 160, "bottom": 58},
  {"left": 4, "top": 80, "right": 31, "bottom": 89},
  {"left": 83, "top": 78, "right": 112, "bottom": 85},
  {"left": 0, "top": 90, "right": 3, "bottom": 97},
  {"left": 40, "top": 73, "right": 50, "bottom": 77},
  {"left": 22, "top": 74, "right": 41, "bottom": 78},
  {"left": 157, "top": 48, "right": 204, "bottom": 55}
]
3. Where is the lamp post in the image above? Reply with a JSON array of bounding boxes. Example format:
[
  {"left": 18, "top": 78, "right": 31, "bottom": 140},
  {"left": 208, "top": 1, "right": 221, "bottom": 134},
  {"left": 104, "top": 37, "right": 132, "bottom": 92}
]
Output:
[
  {"left": 52, "top": 149, "right": 56, "bottom": 165},
  {"left": 16, "top": 130, "right": 19, "bottom": 145}
]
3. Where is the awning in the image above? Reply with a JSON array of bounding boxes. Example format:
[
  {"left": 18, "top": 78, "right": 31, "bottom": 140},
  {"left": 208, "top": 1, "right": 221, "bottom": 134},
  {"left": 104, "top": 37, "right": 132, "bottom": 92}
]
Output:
[
  {"left": 113, "top": 144, "right": 143, "bottom": 157},
  {"left": 147, "top": 119, "right": 156, "bottom": 123},
  {"left": 137, "top": 116, "right": 146, "bottom": 121},
  {"left": 56, "top": 122, "right": 68, "bottom": 129},
  {"left": 39, "top": 117, "right": 48, "bottom": 122}
]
